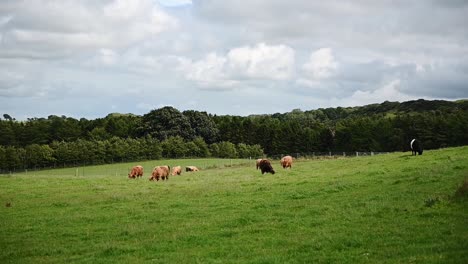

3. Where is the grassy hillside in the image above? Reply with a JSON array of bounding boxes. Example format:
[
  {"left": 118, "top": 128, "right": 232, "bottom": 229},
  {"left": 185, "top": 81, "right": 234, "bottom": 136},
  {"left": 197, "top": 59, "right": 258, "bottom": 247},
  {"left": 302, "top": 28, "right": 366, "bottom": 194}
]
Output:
[{"left": 1, "top": 147, "right": 467, "bottom": 263}]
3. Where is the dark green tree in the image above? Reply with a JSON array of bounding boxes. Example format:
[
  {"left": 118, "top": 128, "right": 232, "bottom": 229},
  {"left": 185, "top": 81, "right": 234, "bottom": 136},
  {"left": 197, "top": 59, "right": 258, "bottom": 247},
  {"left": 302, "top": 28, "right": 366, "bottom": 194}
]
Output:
[
  {"left": 142, "top": 106, "right": 194, "bottom": 141},
  {"left": 183, "top": 110, "right": 219, "bottom": 143}
]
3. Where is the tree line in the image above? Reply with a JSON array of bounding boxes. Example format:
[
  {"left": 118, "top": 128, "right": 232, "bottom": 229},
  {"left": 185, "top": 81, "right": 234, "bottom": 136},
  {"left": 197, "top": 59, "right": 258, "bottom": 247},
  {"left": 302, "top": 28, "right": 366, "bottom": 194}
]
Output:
[
  {"left": 0, "top": 136, "right": 263, "bottom": 171},
  {"left": 1, "top": 99, "right": 467, "bottom": 171}
]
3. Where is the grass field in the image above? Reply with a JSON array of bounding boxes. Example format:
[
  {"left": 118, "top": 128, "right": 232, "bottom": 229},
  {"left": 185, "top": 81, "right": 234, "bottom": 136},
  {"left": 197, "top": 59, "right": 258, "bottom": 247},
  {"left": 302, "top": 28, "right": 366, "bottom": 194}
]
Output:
[{"left": 1, "top": 147, "right": 467, "bottom": 263}]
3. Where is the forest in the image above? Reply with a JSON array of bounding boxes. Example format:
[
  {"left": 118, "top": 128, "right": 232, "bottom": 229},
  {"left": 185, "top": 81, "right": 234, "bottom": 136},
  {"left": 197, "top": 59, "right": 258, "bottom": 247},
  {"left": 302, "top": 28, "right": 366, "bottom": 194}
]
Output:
[{"left": 1, "top": 99, "right": 467, "bottom": 171}]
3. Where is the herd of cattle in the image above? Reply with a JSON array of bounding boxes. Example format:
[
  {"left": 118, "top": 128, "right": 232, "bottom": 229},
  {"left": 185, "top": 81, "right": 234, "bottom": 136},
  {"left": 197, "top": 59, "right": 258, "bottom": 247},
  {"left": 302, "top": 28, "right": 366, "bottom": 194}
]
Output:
[
  {"left": 128, "top": 165, "right": 200, "bottom": 181},
  {"left": 128, "top": 155, "right": 294, "bottom": 181},
  {"left": 129, "top": 139, "right": 422, "bottom": 181}
]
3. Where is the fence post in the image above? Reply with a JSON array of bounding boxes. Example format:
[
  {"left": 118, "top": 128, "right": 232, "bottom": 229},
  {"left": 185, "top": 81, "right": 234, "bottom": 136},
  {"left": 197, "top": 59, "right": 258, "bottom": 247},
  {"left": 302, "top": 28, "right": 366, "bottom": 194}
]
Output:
[
  {"left": 371, "top": 152, "right": 374, "bottom": 156},
  {"left": 343, "top": 152, "right": 346, "bottom": 157},
  {"left": 356, "top": 152, "right": 359, "bottom": 157}
]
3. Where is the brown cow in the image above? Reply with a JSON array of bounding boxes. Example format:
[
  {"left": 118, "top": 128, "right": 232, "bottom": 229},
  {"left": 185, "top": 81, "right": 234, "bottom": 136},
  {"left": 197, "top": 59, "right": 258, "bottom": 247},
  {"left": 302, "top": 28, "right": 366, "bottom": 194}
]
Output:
[
  {"left": 149, "top": 165, "right": 170, "bottom": 181},
  {"left": 171, "top": 166, "right": 182, "bottom": 176},
  {"left": 280, "top": 155, "right": 293, "bottom": 169},
  {"left": 256, "top": 159, "right": 263, "bottom": 170},
  {"left": 185, "top": 166, "right": 199, "bottom": 172},
  {"left": 128, "top": 165, "right": 143, "bottom": 179},
  {"left": 259, "top": 159, "right": 275, "bottom": 174}
]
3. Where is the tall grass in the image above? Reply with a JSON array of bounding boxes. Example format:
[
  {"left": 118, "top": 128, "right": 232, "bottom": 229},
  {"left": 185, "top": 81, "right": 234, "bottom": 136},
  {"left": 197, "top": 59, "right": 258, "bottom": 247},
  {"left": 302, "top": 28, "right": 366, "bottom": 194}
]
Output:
[{"left": 1, "top": 148, "right": 467, "bottom": 263}]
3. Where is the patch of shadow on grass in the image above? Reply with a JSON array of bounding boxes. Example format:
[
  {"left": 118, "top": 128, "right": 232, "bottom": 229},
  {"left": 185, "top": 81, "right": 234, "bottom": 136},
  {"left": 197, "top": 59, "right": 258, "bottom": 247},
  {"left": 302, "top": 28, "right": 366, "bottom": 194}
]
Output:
[
  {"left": 452, "top": 178, "right": 468, "bottom": 201},
  {"left": 323, "top": 182, "right": 353, "bottom": 194},
  {"left": 399, "top": 155, "right": 412, "bottom": 159},
  {"left": 143, "top": 201, "right": 158, "bottom": 209},
  {"left": 99, "top": 246, "right": 136, "bottom": 257},
  {"left": 51, "top": 202, "right": 70, "bottom": 208},
  {"left": 296, "top": 180, "right": 311, "bottom": 185},
  {"left": 287, "top": 242, "right": 319, "bottom": 256},
  {"left": 402, "top": 167, "right": 416, "bottom": 173},
  {"left": 424, "top": 196, "right": 441, "bottom": 208},
  {"left": 217, "top": 230, "right": 237, "bottom": 238},
  {"left": 392, "top": 179, "right": 402, "bottom": 185},
  {"left": 182, "top": 234, "right": 211, "bottom": 245},
  {"left": 170, "top": 202, "right": 189, "bottom": 209},
  {"left": 106, "top": 195, "right": 129, "bottom": 202},
  {"left": 223, "top": 216, "right": 257, "bottom": 228},
  {"left": 331, "top": 237, "right": 364, "bottom": 251},
  {"left": 92, "top": 185, "right": 106, "bottom": 192},
  {"left": 252, "top": 203, "right": 279, "bottom": 210},
  {"left": 287, "top": 191, "right": 319, "bottom": 200}
]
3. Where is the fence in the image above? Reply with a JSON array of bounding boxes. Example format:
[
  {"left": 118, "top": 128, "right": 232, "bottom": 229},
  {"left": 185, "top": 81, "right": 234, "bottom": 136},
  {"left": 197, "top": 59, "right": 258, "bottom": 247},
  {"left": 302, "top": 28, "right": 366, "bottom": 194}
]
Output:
[
  {"left": 0, "top": 158, "right": 254, "bottom": 176},
  {"left": 266, "top": 151, "right": 390, "bottom": 160},
  {"left": 0, "top": 151, "right": 391, "bottom": 176}
]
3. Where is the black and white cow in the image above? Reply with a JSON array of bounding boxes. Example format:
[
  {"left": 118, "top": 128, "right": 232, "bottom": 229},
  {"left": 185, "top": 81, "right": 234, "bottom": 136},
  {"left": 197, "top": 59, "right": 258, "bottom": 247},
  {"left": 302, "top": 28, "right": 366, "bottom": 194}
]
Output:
[{"left": 410, "top": 139, "right": 423, "bottom": 155}]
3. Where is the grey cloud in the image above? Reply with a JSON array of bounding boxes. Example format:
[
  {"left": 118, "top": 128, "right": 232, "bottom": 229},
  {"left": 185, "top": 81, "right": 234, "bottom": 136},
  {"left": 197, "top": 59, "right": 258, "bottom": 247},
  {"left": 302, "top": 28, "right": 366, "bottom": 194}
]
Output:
[
  {"left": 0, "top": 1, "right": 178, "bottom": 60},
  {"left": 401, "top": 65, "right": 468, "bottom": 98},
  {"left": 1, "top": 0, "right": 467, "bottom": 119}
]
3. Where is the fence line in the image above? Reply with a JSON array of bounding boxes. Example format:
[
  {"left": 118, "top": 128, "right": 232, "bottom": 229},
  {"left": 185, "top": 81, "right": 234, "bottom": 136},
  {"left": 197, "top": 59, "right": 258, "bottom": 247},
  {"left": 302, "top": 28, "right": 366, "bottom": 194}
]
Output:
[
  {"left": 0, "top": 151, "right": 391, "bottom": 176},
  {"left": 265, "top": 151, "right": 390, "bottom": 160}
]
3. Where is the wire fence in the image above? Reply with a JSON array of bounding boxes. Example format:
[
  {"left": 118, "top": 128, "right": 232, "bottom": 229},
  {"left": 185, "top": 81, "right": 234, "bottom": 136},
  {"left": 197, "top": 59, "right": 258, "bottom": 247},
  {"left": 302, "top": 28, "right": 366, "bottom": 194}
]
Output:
[
  {"left": 266, "top": 151, "right": 390, "bottom": 160},
  {"left": 0, "top": 158, "right": 254, "bottom": 177},
  {"left": 0, "top": 151, "right": 390, "bottom": 176}
]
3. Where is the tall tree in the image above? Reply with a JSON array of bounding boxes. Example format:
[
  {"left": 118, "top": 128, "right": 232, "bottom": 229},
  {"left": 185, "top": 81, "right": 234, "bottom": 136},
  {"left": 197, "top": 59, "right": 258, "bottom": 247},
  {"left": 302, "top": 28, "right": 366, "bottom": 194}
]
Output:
[
  {"left": 142, "top": 106, "right": 194, "bottom": 141},
  {"left": 183, "top": 110, "right": 219, "bottom": 143}
]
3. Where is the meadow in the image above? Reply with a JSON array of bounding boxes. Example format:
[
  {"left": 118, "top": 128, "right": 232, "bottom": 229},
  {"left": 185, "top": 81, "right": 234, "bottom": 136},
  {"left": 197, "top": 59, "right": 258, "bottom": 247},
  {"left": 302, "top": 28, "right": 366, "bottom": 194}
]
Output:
[{"left": 1, "top": 147, "right": 467, "bottom": 263}]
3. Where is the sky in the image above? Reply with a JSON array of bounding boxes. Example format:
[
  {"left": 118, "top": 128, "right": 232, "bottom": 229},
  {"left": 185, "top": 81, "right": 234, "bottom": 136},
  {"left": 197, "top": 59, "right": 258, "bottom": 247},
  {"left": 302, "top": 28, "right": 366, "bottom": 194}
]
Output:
[{"left": 1, "top": 0, "right": 467, "bottom": 120}]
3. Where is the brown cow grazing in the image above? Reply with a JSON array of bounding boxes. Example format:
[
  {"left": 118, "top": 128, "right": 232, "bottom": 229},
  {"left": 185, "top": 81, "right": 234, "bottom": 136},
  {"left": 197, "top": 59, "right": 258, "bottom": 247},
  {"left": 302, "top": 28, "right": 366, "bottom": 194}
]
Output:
[
  {"left": 171, "top": 166, "right": 182, "bottom": 176},
  {"left": 128, "top": 165, "right": 143, "bottom": 179},
  {"left": 149, "top": 165, "right": 170, "bottom": 181},
  {"left": 259, "top": 159, "right": 275, "bottom": 174},
  {"left": 280, "top": 155, "right": 293, "bottom": 169},
  {"left": 256, "top": 159, "right": 263, "bottom": 169},
  {"left": 185, "top": 166, "right": 199, "bottom": 172}
]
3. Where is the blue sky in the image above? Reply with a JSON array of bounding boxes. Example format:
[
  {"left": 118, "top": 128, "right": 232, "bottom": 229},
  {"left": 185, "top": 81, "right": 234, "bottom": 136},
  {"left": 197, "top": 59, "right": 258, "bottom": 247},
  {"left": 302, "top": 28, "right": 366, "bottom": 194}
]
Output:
[{"left": 1, "top": 0, "right": 467, "bottom": 120}]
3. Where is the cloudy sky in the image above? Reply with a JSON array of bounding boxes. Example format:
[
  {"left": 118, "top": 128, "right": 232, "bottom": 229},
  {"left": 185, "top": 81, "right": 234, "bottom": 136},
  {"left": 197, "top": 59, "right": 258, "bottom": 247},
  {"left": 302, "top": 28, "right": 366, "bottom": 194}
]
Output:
[{"left": 1, "top": 0, "right": 467, "bottom": 119}]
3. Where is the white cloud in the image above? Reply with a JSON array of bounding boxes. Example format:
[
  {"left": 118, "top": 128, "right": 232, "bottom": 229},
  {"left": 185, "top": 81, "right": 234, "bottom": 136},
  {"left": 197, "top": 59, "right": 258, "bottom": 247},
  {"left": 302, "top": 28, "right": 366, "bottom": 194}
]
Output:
[
  {"left": 303, "top": 48, "right": 338, "bottom": 79},
  {"left": 97, "top": 49, "right": 118, "bottom": 66},
  {"left": 180, "top": 52, "right": 238, "bottom": 89},
  {"left": 179, "top": 43, "right": 295, "bottom": 89},
  {"left": 0, "top": 0, "right": 178, "bottom": 59},
  {"left": 158, "top": 0, "right": 193, "bottom": 7},
  {"left": 227, "top": 43, "right": 295, "bottom": 80},
  {"left": 330, "top": 79, "right": 422, "bottom": 107}
]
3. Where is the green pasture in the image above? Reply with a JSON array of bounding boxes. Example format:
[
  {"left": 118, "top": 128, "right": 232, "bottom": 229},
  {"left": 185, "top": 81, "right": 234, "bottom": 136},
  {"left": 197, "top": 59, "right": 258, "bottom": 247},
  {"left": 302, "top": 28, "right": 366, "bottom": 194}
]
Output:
[{"left": 1, "top": 147, "right": 467, "bottom": 263}]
